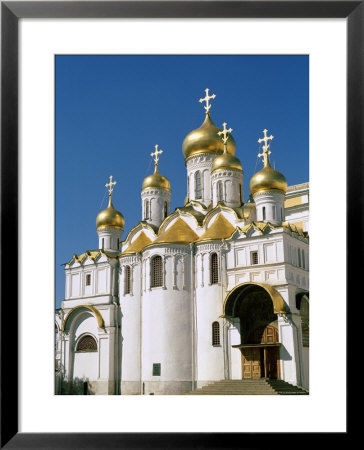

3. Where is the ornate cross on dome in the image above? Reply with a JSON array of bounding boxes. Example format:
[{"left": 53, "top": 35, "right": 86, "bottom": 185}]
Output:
[
  {"left": 199, "top": 88, "right": 216, "bottom": 113},
  {"left": 151, "top": 145, "right": 163, "bottom": 164},
  {"left": 258, "top": 129, "right": 274, "bottom": 166},
  {"left": 218, "top": 122, "right": 233, "bottom": 145},
  {"left": 105, "top": 175, "right": 117, "bottom": 195}
]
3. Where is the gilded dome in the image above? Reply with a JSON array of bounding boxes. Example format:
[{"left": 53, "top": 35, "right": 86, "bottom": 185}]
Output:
[
  {"left": 182, "top": 113, "right": 236, "bottom": 159},
  {"left": 142, "top": 164, "right": 171, "bottom": 192},
  {"left": 96, "top": 196, "right": 125, "bottom": 230},
  {"left": 212, "top": 152, "right": 242, "bottom": 173},
  {"left": 250, "top": 164, "right": 287, "bottom": 195}
]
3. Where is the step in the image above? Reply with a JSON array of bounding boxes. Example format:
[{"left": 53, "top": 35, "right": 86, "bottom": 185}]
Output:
[{"left": 185, "top": 379, "right": 309, "bottom": 395}]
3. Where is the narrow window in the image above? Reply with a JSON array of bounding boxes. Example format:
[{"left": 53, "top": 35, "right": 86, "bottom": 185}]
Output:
[
  {"left": 76, "top": 335, "right": 97, "bottom": 352},
  {"left": 164, "top": 201, "right": 168, "bottom": 218},
  {"left": 151, "top": 255, "right": 163, "bottom": 288},
  {"left": 298, "top": 248, "right": 301, "bottom": 267},
  {"left": 210, "top": 252, "right": 219, "bottom": 284},
  {"left": 125, "top": 265, "right": 131, "bottom": 294},
  {"left": 86, "top": 274, "right": 91, "bottom": 286},
  {"left": 281, "top": 207, "right": 283, "bottom": 221},
  {"left": 217, "top": 181, "right": 224, "bottom": 202},
  {"left": 302, "top": 250, "right": 305, "bottom": 269},
  {"left": 195, "top": 171, "right": 202, "bottom": 199},
  {"left": 251, "top": 251, "right": 258, "bottom": 265},
  {"left": 239, "top": 184, "right": 243, "bottom": 204},
  {"left": 144, "top": 199, "right": 150, "bottom": 220},
  {"left": 212, "top": 321, "right": 220, "bottom": 346},
  {"left": 102, "top": 238, "right": 104, "bottom": 250},
  {"left": 263, "top": 206, "right": 266, "bottom": 220},
  {"left": 152, "top": 363, "right": 161, "bottom": 376},
  {"left": 272, "top": 205, "right": 276, "bottom": 219},
  {"left": 117, "top": 238, "right": 120, "bottom": 249}
]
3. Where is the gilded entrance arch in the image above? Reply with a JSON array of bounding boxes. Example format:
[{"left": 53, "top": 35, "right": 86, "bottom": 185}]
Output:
[
  {"left": 223, "top": 282, "right": 288, "bottom": 318},
  {"left": 223, "top": 282, "right": 288, "bottom": 379}
]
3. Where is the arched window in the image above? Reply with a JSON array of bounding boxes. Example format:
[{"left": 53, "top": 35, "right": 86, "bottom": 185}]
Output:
[
  {"left": 217, "top": 181, "right": 224, "bottom": 202},
  {"left": 144, "top": 199, "right": 150, "bottom": 220},
  {"left": 210, "top": 252, "right": 219, "bottom": 284},
  {"left": 272, "top": 205, "right": 276, "bottom": 219},
  {"left": 212, "top": 321, "right": 220, "bottom": 346},
  {"left": 125, "top": 265, "right": 131, "bottom": 294},
  {"left": 164, "top": 201, "right": 168, "bottom": 218},
  {"left": 151, "top": 255, "right": 163, "bottom": 288},
  {"left": 76, "top": 335, "right": 97, "bottom": 352},
  {"left": 263, "top": 206, "right": 266, "bottom": 220},
  {"left": 195, "top": 171, "right": 202, "bottom": 199}
]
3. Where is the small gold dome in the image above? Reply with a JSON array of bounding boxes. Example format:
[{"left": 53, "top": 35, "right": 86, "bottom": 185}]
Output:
[
  {"left": 182, "top": 113, "right": 236, "bottom": 159},
  {"left": 250, "top": 164, "right": 287, "bottom": 195},
  {"left": 212, "top": 152, "right": 242, "bottom": 173},
  {"left": 142, "top": 164, "right": 171, "bottom": 192},
  {"left": 96, "top": 196, "right": 125, "bottom": 230}
]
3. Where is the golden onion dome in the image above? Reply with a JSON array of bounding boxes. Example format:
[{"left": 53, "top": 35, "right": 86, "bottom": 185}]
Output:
[
  {"left": 182, "top": 113, "right": 236, "bottom": 160},
  {"left": 212, "top": 151, "right": 243, "bottom": 173},
  {"left": 250, "top": 164, "right": 287, "bottom": 196},
  {"left": 142, "top": 163, "right": 171, "bottom": 192},
  {"left": 96, "top": 196, "right": 125, "bottom": 231}
]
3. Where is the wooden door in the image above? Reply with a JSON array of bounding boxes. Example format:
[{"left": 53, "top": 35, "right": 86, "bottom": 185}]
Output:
[
  {"left": 241, "top": 348, "right": 261, "bottom": 379},
  {"left": 266, "top": 347, "right": 280, "bottom": 379}
]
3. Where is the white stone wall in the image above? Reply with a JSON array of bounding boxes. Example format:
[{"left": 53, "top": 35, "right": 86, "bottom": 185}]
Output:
[
  {"left": 141, "top": 187, "right": 171, "bottom": 228},
  {"left": 195, "top": 242, "right": 226, "bottom": 385},
  {"left": 253, "top": 190, "right": 285, "bottom": 225},
  {"left": 119, "top": 255, "right": 142, "bottom": 394},
  {"left": 211, "top": 169, "right": 243, "bottom": 208},
  {"left": 65, "top": 261, "right": 111, "bottom": 302},
  {"left": 97, "top": 226, "right": 122, "bottom": 251},
  {"left": 141, "top": 245, "right": 193, "bottom": 394},
  {"left": 186, "top": 154, "right": 216, "bottom": 206}
]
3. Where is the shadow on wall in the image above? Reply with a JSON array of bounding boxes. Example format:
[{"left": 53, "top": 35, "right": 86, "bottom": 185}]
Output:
[
  {"left": 279, "top": 345, "right": 292, "bottom": 361},
  {"left": 55, "top": 374, "right": 94, "bottom": 395}
]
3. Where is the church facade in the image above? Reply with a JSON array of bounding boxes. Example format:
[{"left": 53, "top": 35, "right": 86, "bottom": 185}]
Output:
[{"left": 55, "top": 89, "right": 309, "bottom": 395}]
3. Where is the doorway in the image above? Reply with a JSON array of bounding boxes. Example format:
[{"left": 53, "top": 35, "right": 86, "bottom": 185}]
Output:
[{"left": 240, "top": 325, "right": 280, "bottom": 379}]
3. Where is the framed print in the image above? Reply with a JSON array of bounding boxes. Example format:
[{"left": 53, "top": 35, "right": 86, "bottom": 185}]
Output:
[{"left": 1, "top": 1, "right": 359, "bottom": 447}]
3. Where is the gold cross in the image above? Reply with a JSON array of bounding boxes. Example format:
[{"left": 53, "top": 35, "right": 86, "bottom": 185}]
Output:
[
  {"left": 105, "top": 175, "right": 117, "bottom": 195},
  {"left": 150, "top": 145, "right": 163, "bottom": 164},
  {"left": 218, "top": 122, "right": 233, "bottom": 144},
  {"left": 199, "top": 88, "right": 216, "bottom": 113},
  {"left": 257, "top": 129, "right": 274, "bottom": 167}
]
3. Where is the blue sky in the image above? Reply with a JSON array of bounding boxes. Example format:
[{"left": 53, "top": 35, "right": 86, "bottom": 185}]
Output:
[{"left": 56, "top": 55, "right": 309, "bottom": 308}]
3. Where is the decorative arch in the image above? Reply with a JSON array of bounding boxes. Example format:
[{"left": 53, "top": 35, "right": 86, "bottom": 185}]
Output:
[
  {"left": 223, "top": 282, "right": 289, "bottom": 318},
  {"left": 62, "top": 305, "right": 104, "bottom": 331},
  {"left": 75, "top": 333, "right": 98, "bottom": 352}
]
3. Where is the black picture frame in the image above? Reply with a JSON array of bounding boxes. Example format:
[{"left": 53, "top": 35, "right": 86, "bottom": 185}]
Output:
[{"left": 1, "top": 1, "right": 357, "bottom": 448}]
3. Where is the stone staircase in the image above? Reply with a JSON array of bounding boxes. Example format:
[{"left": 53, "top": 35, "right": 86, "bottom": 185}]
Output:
[{"left": 185, "top": 379, "right": 309, "bottom": 395}]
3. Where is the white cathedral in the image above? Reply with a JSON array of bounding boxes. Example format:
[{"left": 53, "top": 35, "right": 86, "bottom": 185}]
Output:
[{"left": 55, "top": 89, "right": 309, "bottom": 395}]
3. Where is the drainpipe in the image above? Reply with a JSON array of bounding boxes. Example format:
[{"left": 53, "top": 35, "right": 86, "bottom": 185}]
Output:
[
  {"left": 139, "top": 253, "right": 143, "bottom": 395},
  {"left": 109, "top": 257, "right": 120, "bottom": 395},
  {"left": 190, "top": 243, "right": 196, "bottom": 391},
  {"left": 220, "top": 240, "right": 228, "bottom": 380}
]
